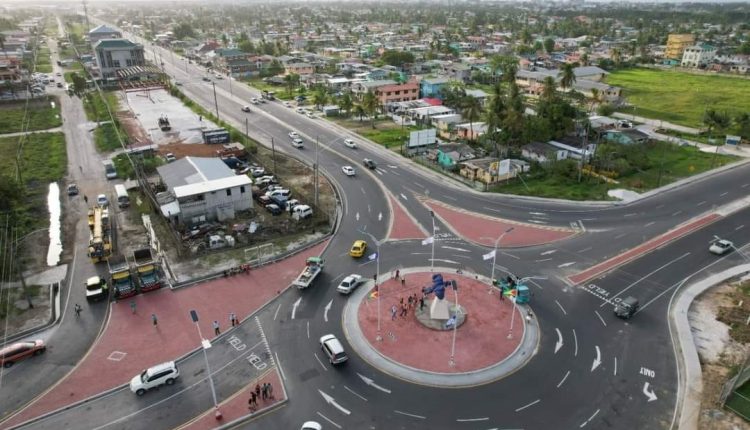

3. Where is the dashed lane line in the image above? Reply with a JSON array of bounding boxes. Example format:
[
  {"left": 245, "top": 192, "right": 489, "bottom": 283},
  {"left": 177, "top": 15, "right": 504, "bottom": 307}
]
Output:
[
  {"left": 316, "top": 412, "right": 342, "bottom": 429},
  {"left": 555, "top": 300, "right": 567, "bottom": 315},
  {"left": 515, "top": 399, "right": 540, "bottom": 412},
  {"left": 557, "top": 370, "right": 570, "bottom": 388},
  {"left": 275, "top": 352, "right": 286, "bottom": 381},
  {"left": 456, "top": 417, "right": 490, "bottom": 422},
  {"left": 579, "top": 409, "right": 600, "bottom": 428},
  {"left": 573, "top": 329, "right": 579, "bottom": 357},
  {"left": 273, "top": 303, "right": 281, "bottom": 321},
  {"left": 594, "top": 310, "right": 607, "bottom": 327},
  {"left": 344, "top": 385, "right": 368, "bottom": 402},
  {"left": 314, "top": 352, "right": 328, "bottom": 371},
  {"left": 394, "top": 410, "right": 426, "bottom": 419}
]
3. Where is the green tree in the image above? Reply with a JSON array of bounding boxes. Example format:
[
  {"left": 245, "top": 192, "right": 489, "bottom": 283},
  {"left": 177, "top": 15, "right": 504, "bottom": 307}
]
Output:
[
  {"left": 172, "top": 22, "right": 196, "bottom": 40},
  {"left": 353, "top": 104, "right": 366, "bottom": 122},
  {"left": 238, "top": 40, "right": 255, "bottom": 53},
  {"left": 312, "top": 88, "right": 328, "bottom": 110},
  {"left": 267, "top": 59, "right": 283, "bottom": 76},
  {"left": 543, "top": 38, "right": 555, "bottom": 54},
  {"left": 460, "top": 95, "right": 483, "bottom": 142},
  {"left": 560, "top": 63, "right": 576, "bottom": 92},
  {"left": 339, "top": 93, "right": 353, "bottom": 117},
  {"left": 283, "top": 73, "right": 299, "bottom": 96},
  {"left": 221, "top": 34, "right": 228, "bottom": 47},
  {"left": 540, "top": 76, "right": 557, "bottom": 102},
  {"left": 362, "top": 91, "right": 379, "bottom": 128},
  {"left": 703, "top": 108, "right": 731, "bottom": 139},
  {"left": 611, "top": 48, "right": 623, "bottom": 67},
  {"left": 380, "top": 50, "right": 415, "bottom": 68},
  {"left": 735, "top": 112, "right": 750, "bottom": 140},
  {"left": 71, "top": 72, "right": 87, "bottom": 96}
]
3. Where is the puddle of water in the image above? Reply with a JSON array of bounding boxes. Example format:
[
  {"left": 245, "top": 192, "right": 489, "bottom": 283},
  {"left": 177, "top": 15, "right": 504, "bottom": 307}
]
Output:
[{"left": 47, "top": 182, "right": 62, "bottom": 266}]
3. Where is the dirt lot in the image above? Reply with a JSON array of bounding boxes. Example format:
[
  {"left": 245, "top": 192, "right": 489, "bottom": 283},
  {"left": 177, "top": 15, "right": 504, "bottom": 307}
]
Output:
[{"left": 692, "top": 282, "right": 750, "bottom": 429}]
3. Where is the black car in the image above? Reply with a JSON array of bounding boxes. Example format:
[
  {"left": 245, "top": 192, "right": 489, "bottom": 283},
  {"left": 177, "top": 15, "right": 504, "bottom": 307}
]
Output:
[
  {"left": 363, "top": 158, "right": 377, "bottom": 170},
  {"left": 265, "top": 203, "right": 282, "bottom": 215}
]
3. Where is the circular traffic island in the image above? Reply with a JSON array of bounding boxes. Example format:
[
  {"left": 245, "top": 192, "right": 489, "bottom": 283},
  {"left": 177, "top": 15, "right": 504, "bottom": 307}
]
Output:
[{"left": 344, "top": 268, "right": 539, "bottom": 387}]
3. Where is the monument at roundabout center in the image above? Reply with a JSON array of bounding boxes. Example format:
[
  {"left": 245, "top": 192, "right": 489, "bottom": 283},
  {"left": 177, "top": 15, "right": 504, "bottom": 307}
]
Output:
[{"left": 418, "top": 273, "right": 467, "bottom": 331}]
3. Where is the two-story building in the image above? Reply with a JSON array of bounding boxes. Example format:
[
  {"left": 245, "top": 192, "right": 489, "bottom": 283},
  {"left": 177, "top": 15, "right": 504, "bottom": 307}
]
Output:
[
  {"left": 157, "top": 157, "right": 253, "bottom": 225},
  {"left": 284, "top": 62, "right": 314, "bottom": 76},
  {"left": 420, "top": 77, "right": 451, "bottom": 99},
  {"left": 93, "top": 39, "right": 146, "bottom": 80},
  {"left": 374, "top": 81, "right": 420, "bottom": 107}
]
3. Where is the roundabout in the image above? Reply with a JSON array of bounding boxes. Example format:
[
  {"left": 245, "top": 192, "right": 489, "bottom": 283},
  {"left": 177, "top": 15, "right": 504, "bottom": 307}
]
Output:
[{"left": 343, "top": 267, "right": 539, "bottom": 387}]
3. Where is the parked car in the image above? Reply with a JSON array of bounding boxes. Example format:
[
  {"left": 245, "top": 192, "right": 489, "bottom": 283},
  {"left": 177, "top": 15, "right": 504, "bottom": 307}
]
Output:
[
  {"left": 97, "top": 194, "right": 109, "bottom": 207},
  {"left": 306, "top": 112, "right": 315, "bottom": 119},
  {"left": 257, "top": 195, "right": 273, "bottom": 206},
  {"left": 709, "top": 239, "right": 733, "bottom": 255},
  {"left": 250, "top": 167, "right": 266, "bottom": 177},
  {"left": 67, "top": 183, "right": 79, "bottom": 196},
  {"left": 283, "top": 101, "right": 292, "bottom": 108},
  {"left": 320, "top": 334, "right": 348, "bottom": 365},
  {"left": 265, "top": 203, "right": 282, "bottom": 215},
  {"left": 202, "top": 76, "right": 211, "bottom": 82},
  {"left": 266, "top": 189, "right": 291, "bottom": 199},
  {"left": 342, "top": 166, "right": 356, "bottom": 176},
  {"left": 363, "top": 158, "right": 377, "bottom": 170},
  {"left": 337, "top": 274, "right": 363, "bottom": 294},
  {"left": 164, "top": 153, "right": 176, "bottom": 163},
  {"left": 0, "top": 340, "right": 46, "bottom": 368},
  {"left": 130, "top": 361, "right": 180, "bottom": 396},
  {"left": 251, "top": 98, "right": 260, "bottom": 105},
  {"left": 349, "top": 240, "right": 367, "bottom": 258},
  {"left": 241, "top": 105, "right": 252, "bottom": 112},
  {"left": 344, "top": 139, "right": 357, "bottom": 149}
]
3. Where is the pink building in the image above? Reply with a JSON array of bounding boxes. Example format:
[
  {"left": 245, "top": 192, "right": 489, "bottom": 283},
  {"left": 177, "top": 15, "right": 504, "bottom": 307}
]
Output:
[{"left": 374, "top": 81, "right": 419, "bottom": 107}]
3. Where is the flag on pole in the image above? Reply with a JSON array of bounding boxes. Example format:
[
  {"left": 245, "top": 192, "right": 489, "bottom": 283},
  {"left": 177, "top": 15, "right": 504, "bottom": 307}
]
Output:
[
  {"left": 421, "top": 236, "right": 434, "bottom": 245},
  {"left": 482, "top": 250, "right": 496, "bottom": 261},
  {"left": 369, "top": 286, "right": 379, "bottom": 300},
  {"left": 368, "top": 252, "right": 378, "bottom": 261},
  {"left": 503, "top": 288, "right": 517, "bottom": 298}
]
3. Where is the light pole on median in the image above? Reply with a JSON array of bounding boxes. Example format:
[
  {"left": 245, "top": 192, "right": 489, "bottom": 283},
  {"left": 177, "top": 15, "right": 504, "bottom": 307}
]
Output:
[
  {"left": 449, "top": 281, "right": 459, "bottom": 367},
  {"left": 430, "top": 210, "right": 436, "bottom": 271},
  {"left": 490, "top": 227, "right": 515, "bottom": 284},
  {"left": 189, "top": 310, "right": 222, "bottom": 420},
  {"left": 211, "top": 81, "right": 220, "bottom": 121},
  {"left": 359, "top": 229, "right": 383, "bottom": 342}
]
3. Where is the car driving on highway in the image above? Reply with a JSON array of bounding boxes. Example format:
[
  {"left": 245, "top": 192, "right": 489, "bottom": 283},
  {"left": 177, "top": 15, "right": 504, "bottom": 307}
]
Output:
[
  {"left": 344, "top": 138, "right": 357, "bottom": 148},
  {"left": 709, "top": 239, "right": 733, "bottom": 255},
  {"left": 337, "top": 274, "right": 363, "bottom": 294},
  {"left": 349, "top": 240, "right": 367, "bottom": 258},
  {"left": 342, "top": 166, "right": 356, "bottom": 176}
]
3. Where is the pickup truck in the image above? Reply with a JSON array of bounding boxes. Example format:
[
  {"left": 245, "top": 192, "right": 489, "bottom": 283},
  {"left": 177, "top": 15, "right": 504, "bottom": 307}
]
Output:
[
  {"left": 85, "top": 276, "right": 108, "bottom": 301},
  {"left": 292, "top": 257, "right": 325, "bottom": 289}
]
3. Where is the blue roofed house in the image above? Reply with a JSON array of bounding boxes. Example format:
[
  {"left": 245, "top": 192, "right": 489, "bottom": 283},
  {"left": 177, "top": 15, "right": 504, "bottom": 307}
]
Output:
[
  {"left": 420, "top": 77, "right": 451, "bottom": 99},
  {"left": 435, "top": 143, "right": 475, "bottom": 170},
  {"left": 601, "top": 129, "right": 650, "bottom": 145}
]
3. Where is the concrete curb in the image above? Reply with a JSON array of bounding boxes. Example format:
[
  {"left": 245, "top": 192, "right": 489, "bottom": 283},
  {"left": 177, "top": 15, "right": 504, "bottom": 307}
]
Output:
[
  {"left": 670, "top": 264, "right": 750, "bottom": 430},
  {"left": 342, "top": 266, "right": 539, "bottom": 388}
]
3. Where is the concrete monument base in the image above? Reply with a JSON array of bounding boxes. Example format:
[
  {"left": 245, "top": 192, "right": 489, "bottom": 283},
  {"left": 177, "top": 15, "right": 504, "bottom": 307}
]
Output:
[{"left": 415, "top": 300, "right": 467, "bottom": 331}]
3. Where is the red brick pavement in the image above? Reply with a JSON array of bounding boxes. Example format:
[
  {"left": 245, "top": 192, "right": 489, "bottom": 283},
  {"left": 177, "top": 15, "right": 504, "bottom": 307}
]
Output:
[
  {"left": 568, "top": 214, "right": 721, "bottom": 285},
  {"left": 387, "top": 194, "right": 429, "bottom": 241},
  {"left": 423, "top": 199, "right": 575, "bottom": 247},
  {"left": 4, "top": 242, "right": 326, "bottom": 428},
  {"left": 358, "top": 272, "right": 522, "bottom": 374},
  {"left": 182, "top": 369, "right": 284, "bottom": 430}
]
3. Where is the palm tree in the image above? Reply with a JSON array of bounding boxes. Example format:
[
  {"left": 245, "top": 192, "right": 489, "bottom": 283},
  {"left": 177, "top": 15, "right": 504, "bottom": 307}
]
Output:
[
  {"left": 541, "top": 76, "right": 557, "bottom": 102},
  {"left": 735, "top": 112, "right": 750, "bottom": 140},
  {"left": 580, "top": 52, "right": 589, "bottom": 66},
  {"left": 460, "top": 95, "right": 483, "bottom": 142},
  {"left": 560, "top": 63, "right": 576, "bottom": 93},
  {"left": 312, "top": 89, "right": 328, "bottom": 111},
  {"left": 339, "top": 93, "right": 353, "bottom": 117},
  {"left": 362, "top": 91, "right": 378, "bottom": 128},
  {"left": 588, "top": 88, "right": 603, "bottom": 113},
  {"left": 353, "top": 104, "right": 366, "bottom": 122},
  {"left": 482, "top": 83, "right": 506, "bottom": 157},
  {"left": 284, "top": 73, "right": 299, "bottom": 96}
]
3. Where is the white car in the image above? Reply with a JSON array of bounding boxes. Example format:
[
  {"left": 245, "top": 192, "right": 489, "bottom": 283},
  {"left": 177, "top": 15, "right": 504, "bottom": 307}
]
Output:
[
  {"left": 288, "top": 131, "right": 299, "bottom": 139},
  {"left": 292, "top": 138, "right": 304, "bottom": 149},
  {"left": 214, "top": 74, "right": 224, "bottom": 79},
  {"left": 251, "top": 98, "right": 260, "bottom": 105},
  {"left": 709, "top": 239, "right": 733, "bottom": 255},
  {"left": 96, "top": 194, "right": 109, "bottom": 207},
  {"left": 165, "top": 153, "right": 176, "bottom": 163},
  {"left": 344, "top": 139, "right": 357, "bottom": 149},
  {"left": 306, "top": 112, "right": 315, "bottom": 119},
  {"left": 301, "top": 422, "right": 322, "bottom": 430},
  {"left": 130, "top": 361, "right": 180, "bottom": 396},
  {"left": 296, "top": 107, "right": 306, "bottom": 114},
  {"left": 337, "top": 274, "right": 363, "bottom": 294},
  {"left": 320, "top": 334, "right": 348, "bottom": 365},
  {"left": 342, "top": 166, "right": 356, "bottom": 176},
  {"left": 241, "top": 105, "right": 252, "bottom": 112}
]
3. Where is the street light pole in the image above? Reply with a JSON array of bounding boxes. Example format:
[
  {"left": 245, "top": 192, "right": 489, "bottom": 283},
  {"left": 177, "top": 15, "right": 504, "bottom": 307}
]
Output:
[
  {"left": 430, "top": 211, "right": 436, "bottom": 271},
  {"left": 212, "top": 82, "right": 220, "bottom": 121},
  {"left": 189, "top": 310, "right": 222, "bottom": 419},
  {"left": 449, "top": 284, "right": 458, "bottom": 366},
  {"left": 490, "top": 227, "right": 514, "bottom": 284},
  {"left": 508, "top": 295, "right": 517, "bottom": 339}
]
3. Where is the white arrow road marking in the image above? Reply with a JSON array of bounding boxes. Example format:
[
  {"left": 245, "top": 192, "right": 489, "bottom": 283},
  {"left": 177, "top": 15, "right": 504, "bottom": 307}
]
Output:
[
  {"left": 555, "top": 328, "right": 564, "bottom": 354},
  {"left": 429, "top": 258, "right": 459, "bottom": 264},
  {"left": 323, "top": 300, "right": 333, "bottom": 323},
  {"left": 291, "top": 297, "right": 301, "bottom": 320},
  {"left": 558, "top": 262, "right": 576, "bottom": 268},
  {"left": 643, "top": 382, "right": 658, "bottom": 402},
  {"left": 378, "top": 212, "right": 383, "bottom": 221},
  {"left": 591, "top": 346, "right": 602, "bottom": 372},
  {"left": 388, "top": 165, "right": 398, "bottom": 169},
  {"left": 541, "top": 250, "right": 557, "bottom": 255},
  {"left": 357, "top": 373, "right": 392, "bottom": 393},
  {"left": 319, "top": 389, "right": 351, "bottom": 415},
  {"left": 356, "top": 212, "right": 360, "bottom": 221},
  {"left": 400, "top": 193, "right": 408, "bottom": 200}
]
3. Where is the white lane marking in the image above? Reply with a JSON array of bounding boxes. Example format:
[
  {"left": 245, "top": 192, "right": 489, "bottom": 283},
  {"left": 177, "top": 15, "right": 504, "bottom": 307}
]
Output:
[
  {"left": 591, "top": 346, "right": 602, "bottom": 372},
  {"left": 742, "top": 183, "right": 750, "bottom": 188},
  {"left": 483, "top": 206, "right": 503, "bottom": 213},
  {"left": 429, "top": 258, "right": 460, "bottom": 264},
  {"left": 324, "top": 300, "right": 333, "bottom": 323},
  {"left": 344, "top": 385, "right": 368, "bottom": 402},
  {"left": 736, "top": 225, "right": 744, "bottom": 231},
  {"left": 268, "top": 353, "right": 285, "bottom": 384},
  {"left": 441, "top": 246, "right": 470, "bottom": 252},
  {"left": 594, "top": 310, "right": 607, "bottom": 327},
  {"left": 316, "top": 412, "right": 342, "bottom": 429},
  {"left": 672, "top": 210, "right": 682, "bottom": 216},
  {"left": 501, "top": 252, "right": 520, "bottom": 260},
  {"left": 558, "top": 262, "right": 576, "bottom": 268},
  {"left": 720, "top": 191, "right": 729, "bottom": 197},
  {"left": 555, "top": 300, "right": 567, "bottom": 315},
  {"left": 656, "top": 204, "right": 664, "bottom": 209},
  {"left": 356, "top": 212, "right": 360, "bottom": 221},
  {"left": 394, "top": 410, "right": 426, "bottom": 419},
  {"left": 614, "top": 357, "right": 618, "bottom": 376},
  {"left": 273, "top": 303, "right": 281, "bottom": 321},
  {"left": 515, "top": 399, "right": 540, "bottom": 412},
  {"left": 579, "top": 409, "right": 600, "bottom": 427},
  {"left": 307, "top": 321, "right": 310, "bottom": 339},
  {"left": 357, "top": 373, "right": 392, "bottom": 393},
  {"left": 554, "top": 328, "right": 564, "bottom": 353},
  {"left": 318, "top": 389, "right": 349, "bottom": 415},
  {"left": 378, "top": 212, "right": 383, "bottom": 221},
  {"left": 528, "top": 219, "right": 548, "bottom": 224},
  {"left": 400, "top": 193, "right": 408, "bottom": 200},
  {"left": 443, "top": 195, "right": 457, "bottom": 201},
  {"left": 614, "top": 233, "right": 627, "bottom": 239},
  {"left": 573, "top": 329, "right": 578, "bottom": 357},
  {"left": 541, "top": 250, "right": 557, "bottom": 255},
  {"left": 624, "top": 213, "right": 638, "bottom": 217},
  {"left": 360, "top": 186, "right": 366, "bottom": 195},
  {"left": 535, "top": 258, "right": 552, "bottom": 262},
  {"left": 644, "top": 221, "right": 655, "bottom": 227},
  {"left": 375, "top": 169, "right": 383, "bottom": 176},
  {"left": 697, "top": 201, "right": 706, "bottom": 206},
  {"left": 603, "top": 252, "right": 690, "bottom": 306},
  {"left": 391, "top": 170, "right": 400, "bottom": 176},
  {"left": 527, "top": 279, "right": 544, "bottom": 290},
  {"left": 557, "top": 370, "right": 570, "bottom": 388},
  {"left": 529, "top": 212, "right": 547, "bottom": 217},
  {"left": 578, "top": 246, "right": 592, "bottom": 253},
  {"left": 456, "top": 417, "right": 489, "bottom": 422},
  {"left": 291, "top": 297, "right": 302, "bottom": 320},
  {"left": 414, "top": 182, "right": 424, "bottom": 188},
  {"left": 367, "top": 204, "right": 371, "bottom": 213},
  {"left": 314, "top": 353, "right": 328, "bottom": 371}
]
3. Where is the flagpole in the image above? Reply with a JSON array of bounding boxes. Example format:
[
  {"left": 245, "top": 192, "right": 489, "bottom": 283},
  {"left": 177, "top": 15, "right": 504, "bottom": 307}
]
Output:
[
  {"left": 430, "top": 211, "right": 435, "bottom": 271},
  {"left": 491, "top": 227, "right": 514, "bottom": 284},
  {"left": 508, "top": 295, "right": 517, "bottom": 339},
  {"left": 449, "top": 282, "right": 458, "bottom": 367},
  {"left": 376, "top": 241, "right": 381, "bottom": 342}
]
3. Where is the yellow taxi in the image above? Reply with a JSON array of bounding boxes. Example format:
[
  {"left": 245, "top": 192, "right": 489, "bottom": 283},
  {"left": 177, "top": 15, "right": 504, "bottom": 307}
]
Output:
[{"left": 349, "top": 240, "right": 367, "bottom": 258}]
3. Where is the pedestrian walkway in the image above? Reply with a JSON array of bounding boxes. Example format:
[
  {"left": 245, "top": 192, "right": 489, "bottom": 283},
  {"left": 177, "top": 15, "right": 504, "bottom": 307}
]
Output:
[
  {"left": 344, "top": 267, "right": 538, "bottom": 387},
  {"left": 0, "top": 126, "right": 63, "bottom": 138}
]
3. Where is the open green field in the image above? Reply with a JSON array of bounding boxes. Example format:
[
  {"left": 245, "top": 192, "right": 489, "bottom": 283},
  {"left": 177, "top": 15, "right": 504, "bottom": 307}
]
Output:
[
  {"left": 94, "top": 122, "right": 127, "bottom": 152},
  {"left": 245, "top": 79, "right": 294, "bottom": 101},
  {"left": 0, "top": 97, "right": 62, "bottom": 133},
  {"left": 332, "top": 117, "right": 419, "bottom": 149},
  {"left": 82, "top": 91, "right": 120, "bottom": 122},
  {"left": 491, "top": 141, "right": 737, "bottom": 200},
  {"left": 0, "top": 132, "right": 67, "bottom": 233},
  {"left": 606, "top": 68, "right": 750, "bottom": 128}
]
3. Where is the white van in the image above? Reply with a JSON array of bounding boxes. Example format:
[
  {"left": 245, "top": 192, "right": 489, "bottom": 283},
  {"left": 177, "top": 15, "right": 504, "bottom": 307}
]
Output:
[
  {"left": 265, "top": 189, "right": 291, "bottom": 199},
  {"left": 292, "top": 204, "right": 313, "bottom": 220},
  {"left": 114, "top": 184, "right": 129, "bottom": 208}
]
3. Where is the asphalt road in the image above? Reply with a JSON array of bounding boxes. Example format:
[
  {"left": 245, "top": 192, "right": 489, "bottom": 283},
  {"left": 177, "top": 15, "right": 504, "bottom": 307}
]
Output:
[{"left": 8, "top": 18, "right": 750, "bottom": 430}]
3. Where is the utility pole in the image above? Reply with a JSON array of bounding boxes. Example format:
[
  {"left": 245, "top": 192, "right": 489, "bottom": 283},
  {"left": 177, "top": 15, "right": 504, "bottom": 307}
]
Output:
[
  {"left": 314, "top": 136, "right": 319, "bottom": 207},
  {"left": 212, "top": 82, "right": 219, "bottom": 121}
]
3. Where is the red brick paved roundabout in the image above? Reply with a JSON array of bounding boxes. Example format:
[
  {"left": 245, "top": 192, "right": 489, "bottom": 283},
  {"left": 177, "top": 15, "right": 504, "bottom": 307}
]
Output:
[{"left": 343, "top": 268, "right": 540, "bottom": 387}]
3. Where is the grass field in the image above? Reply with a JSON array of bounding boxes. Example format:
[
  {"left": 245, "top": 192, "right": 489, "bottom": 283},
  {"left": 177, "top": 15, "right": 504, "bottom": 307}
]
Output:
[
  {"left": 94, "top": 122, "right": 127, "bottom": 152},
  {"left": 0, "top": 97, "right": 62, "bottom": 133},
  {"left": 245, "top": 79, "right": 294, "bottom": 101},
  {"left": 605, "top": 68, "right": 750, "bottom": 128},
  {"left": 0, "top": 132, "right": 67, "bottom": 233},
  {"left": 333, "top": 117, "right": 419, "bottom": 149},
  {"left": 82, "top": 91, "right": 120, "bottom": 122}
]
